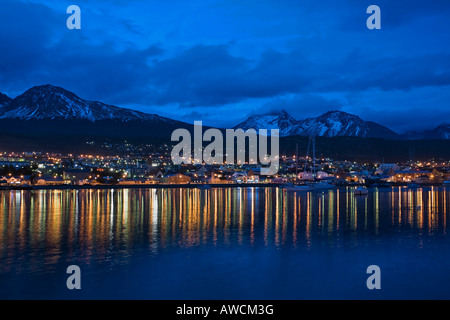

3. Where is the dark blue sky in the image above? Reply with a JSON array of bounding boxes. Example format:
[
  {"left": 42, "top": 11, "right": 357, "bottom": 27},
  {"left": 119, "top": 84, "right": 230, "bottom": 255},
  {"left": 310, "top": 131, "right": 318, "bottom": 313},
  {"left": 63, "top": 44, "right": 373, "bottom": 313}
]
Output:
[{"left": 1, "top": 0, "right": 449, "bottom": 132}]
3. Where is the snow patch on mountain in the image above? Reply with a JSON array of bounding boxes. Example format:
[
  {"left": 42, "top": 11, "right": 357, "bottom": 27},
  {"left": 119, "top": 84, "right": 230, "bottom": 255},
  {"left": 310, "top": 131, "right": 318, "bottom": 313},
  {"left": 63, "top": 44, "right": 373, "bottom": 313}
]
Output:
[
  {"left": 234, "top": 110, "right": 301, "bottom": 136},
  {"left": 0, "top": 92, "right": 12, "bottom": 108},
  {"left": 0, "top": 84, "right": 176, "bottom": 123},
  {"left": 235, "top": 110, "right": 399, "bottom": 139}
]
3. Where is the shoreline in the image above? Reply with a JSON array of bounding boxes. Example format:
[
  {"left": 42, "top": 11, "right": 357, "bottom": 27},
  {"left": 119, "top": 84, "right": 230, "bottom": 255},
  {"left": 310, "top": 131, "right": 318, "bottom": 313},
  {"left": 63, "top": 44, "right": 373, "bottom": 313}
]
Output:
[
  {"left": 0, "top": 182, "right": 447, "bottom": 191},
  {"left": 1, "top": 183, "right": 281, "bottom": 190}
]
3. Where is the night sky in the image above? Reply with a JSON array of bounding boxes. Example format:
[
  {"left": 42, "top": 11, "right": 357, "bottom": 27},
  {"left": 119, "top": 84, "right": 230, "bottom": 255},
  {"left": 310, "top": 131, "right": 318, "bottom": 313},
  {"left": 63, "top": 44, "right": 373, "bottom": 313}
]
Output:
[{"left": 1, "top": 0, "right": 449, "bottom": 133}]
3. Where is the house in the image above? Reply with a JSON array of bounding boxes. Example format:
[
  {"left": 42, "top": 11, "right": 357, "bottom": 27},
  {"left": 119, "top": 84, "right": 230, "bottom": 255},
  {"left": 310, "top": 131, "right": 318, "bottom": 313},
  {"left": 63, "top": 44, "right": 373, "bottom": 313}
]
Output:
[
  {"left": 246, "top": 169, "right": 261, "bottom": 183},
  {"left": 375, "top": 164, "right": 400, "bottom": 175},
  {"left": 297, "top": 171, "right": 330, "bottom": 180},
  {"left": 231, "top": 172, "right": 247, "bottom": 183},
  {"left": 190, "top": 175, "right": 210, "bottom": 184},
  {"left": 129, "top": 162, "right": 149, "bottom": 177},
  {"left": 259, "top": 176, "right": 273, "bottom": 183},
  {"left": 34, "top": 176, "right": 65, "bottom": 185},
  {"left": 117, "top": 178, "right": 155, "bottom": 185},
  {"left": 196, "top": 165, "right": 212, "bottom": 177},
  {"left": 63, "top": 170, "right": 92, "bottom": 185},
  {"left": 160, "top": 174, "right": 191, "bottom": 184},
  {"left": 414, "top": 175, "right": 431, "bottom": 184},
  {"left": 208, "top": 171, "right": 227, "bottom": 184},
  {"left": 389, "top": 170, "right": 432, "bottom": 183},
  {"left": 3, "top": 175, "right": 32, "bottom": 185},
  {"left": 0, "top": 176, "right": 30, "bottom": 186},
  {"left": 0, "top": 161, "right": 30, "bottom": 169},
  {"left": 148, "top": 168, "right": 164, "bottom": 179},
  {"left": 431, "top": 169, "right": 445, "bottom": 183}
]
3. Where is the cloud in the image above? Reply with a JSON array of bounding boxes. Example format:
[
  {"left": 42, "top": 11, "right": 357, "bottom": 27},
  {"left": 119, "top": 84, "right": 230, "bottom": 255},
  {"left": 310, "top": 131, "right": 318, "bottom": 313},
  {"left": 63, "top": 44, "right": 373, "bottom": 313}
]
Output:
[
  {"left": 0, "top": 0, "right": 61, "bottom": 93},
  {"left": 144, "top": 45, "right": 450, "bottom": 107},
  {"left": 39, "top": 37, "right": 164, "bottom": 104},
  {"left": 0, "top": 0, "right": 450, "bottom": 133},
  {"left": 320, "top": 52, "right": 450, "bottom": 92},
  {"left": 0, "top": 0, "right": 164, "bottom": 104},
  {"left": 146, "top": 45, "right": 251, "bottom": 106}
]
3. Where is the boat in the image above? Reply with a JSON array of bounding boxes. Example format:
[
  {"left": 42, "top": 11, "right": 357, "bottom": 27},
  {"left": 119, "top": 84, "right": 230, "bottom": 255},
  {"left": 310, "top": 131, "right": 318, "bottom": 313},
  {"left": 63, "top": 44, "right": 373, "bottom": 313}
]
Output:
[
  {"left": 284, "top": 181, "right": 335, "bottom": 192},
  {"left": 354, "top": 186, "right": 368, "bottom": 195},
  {"left": 11, "top": 184, "right": 33, "bottom": 190},
  {"left": 284, "top": 143, "right": 314, "bottom": 192},
  {"left": 284, "top": 184, "right": 314, "bottom": 192},
  {"left": 291, "top": 137, "right": 335, "bottom": 191},
  {"left": 312, "top": 181, "right": 336, "bottom": 190},
  {"left": 198, "top": 184, "right": 211, "bottom": 189}
]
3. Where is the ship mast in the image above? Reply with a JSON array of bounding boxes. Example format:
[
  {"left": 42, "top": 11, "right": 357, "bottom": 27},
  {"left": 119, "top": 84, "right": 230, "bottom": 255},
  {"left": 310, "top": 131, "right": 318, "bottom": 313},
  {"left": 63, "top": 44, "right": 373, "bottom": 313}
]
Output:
[
  {"left": 312, "top": 136, "right": 316, "bottom": 180},
  {"left": 303, "top": 138, "right": 311, "bottom": 173},
  {"left": 295, "top": 142, "right": 298, "bottom": 180}
]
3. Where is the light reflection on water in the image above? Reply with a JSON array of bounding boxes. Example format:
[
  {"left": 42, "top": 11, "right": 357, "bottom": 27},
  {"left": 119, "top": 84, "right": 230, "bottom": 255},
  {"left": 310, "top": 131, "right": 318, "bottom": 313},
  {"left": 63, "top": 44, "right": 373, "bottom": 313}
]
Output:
[{"left": 1, "top": 186, "right": 450, "bottom": 299}]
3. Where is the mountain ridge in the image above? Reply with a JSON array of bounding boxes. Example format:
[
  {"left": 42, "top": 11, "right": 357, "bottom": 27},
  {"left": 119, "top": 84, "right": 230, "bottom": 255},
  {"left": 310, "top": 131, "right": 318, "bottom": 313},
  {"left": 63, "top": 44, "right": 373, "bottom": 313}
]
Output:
[
  {"left": 0, "top": 84, "right": 448, "bottom": 140},
  {"left": 403, "top": 123, "right": 450, "bottom": 140},
  {"left": 236, "top": 109, "right": 400, "bottom": 139},
  {"left": 0, "top": 92, "right": 11, "bottom": 108},
  {"left": 0, "top": 84, "right": 180, "bottom": 124}
]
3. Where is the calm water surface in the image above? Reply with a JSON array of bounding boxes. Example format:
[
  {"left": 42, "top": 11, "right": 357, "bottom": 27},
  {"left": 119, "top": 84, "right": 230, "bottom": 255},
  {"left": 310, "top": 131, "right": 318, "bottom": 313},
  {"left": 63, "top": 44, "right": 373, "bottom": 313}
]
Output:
[{"left": 1, "top": 186, "right": 450, "bottom": 299}]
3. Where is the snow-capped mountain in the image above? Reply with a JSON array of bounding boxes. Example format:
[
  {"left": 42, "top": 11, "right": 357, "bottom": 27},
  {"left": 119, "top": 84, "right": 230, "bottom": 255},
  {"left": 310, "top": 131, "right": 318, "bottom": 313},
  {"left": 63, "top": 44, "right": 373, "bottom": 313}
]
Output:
[
  {"left": 0, "top": 84, "right": 176, "bottom": 123},
  {"left": 403, "top": 123, "right": 450, "bottom": 140},
  {"left": 428, "top": 124, "right": 450, "bottom": 139},
  {"left": 235, "top": 110, "right": 399, "bottom": 139},
  {"left": 297, "top": 111, "right": 399, "bottom": 139},
  {"left": 234, "top": 110, "right": 301, "bottom": 136},
  {"left": 0, "top": 85, "right": 448, "bottom": 141},
  {"left": 0, "top": 92, "right": 11, "bottom": 108}
]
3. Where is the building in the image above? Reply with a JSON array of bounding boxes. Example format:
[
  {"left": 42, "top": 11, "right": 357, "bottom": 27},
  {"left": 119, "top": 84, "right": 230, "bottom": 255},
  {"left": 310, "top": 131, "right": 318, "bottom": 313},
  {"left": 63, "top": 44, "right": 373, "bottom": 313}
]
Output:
[
  {"left": 1, "top": 175, "right": 31, "bottom": 185},
  {"left": 231, "top": 172, "right": 247, "bottom": 183},
  {"left": 63, "top": 170, "right": 92, "bottom": 185},
  {"left": 34, "top": 176, "right": 65, "bottom": 185},
  {"left": 117, "top": 178, "right": 156, "bottom": 185},
  {"left": 375, "top": 164, "right": 400, "bottom": 175},
  {"left": 297, "top": 171, "right": 330, "bottom": 180},
  {"left": 389, "top": 170, "right": 432, "bottom": 183},
  {"left": 160, "top": 174, "right": 191, "bottom": 184},
  {"left": 0, "top": 160, "right": 31, "bottom": 169}
]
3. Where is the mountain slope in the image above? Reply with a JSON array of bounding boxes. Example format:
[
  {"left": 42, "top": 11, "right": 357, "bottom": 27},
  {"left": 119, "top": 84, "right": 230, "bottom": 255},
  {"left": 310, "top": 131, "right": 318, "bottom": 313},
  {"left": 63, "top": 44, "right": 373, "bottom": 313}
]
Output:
[
  {"left": 297, "top": 111, "right": 399, "bottom": 139},
  {"left": 235, "top": 110, "right": 399, "bottom": 139},
  {"left": 0, "top": 84, "right": 195, "bottom": 142},
  {"left": 426, "top": 124, "right": 450, "bottom": 139},
  {"left": 403, "top": 123, "right": 450, "bottom": 140},
  {"left": 0, "top": 84, "right": 177, "bottom": 123},
  {"left": 234, "top": 110, "right": 301, "bottom": 136},
  {"left": 0, "top": 92, "right": 11, "bottom": 108}
]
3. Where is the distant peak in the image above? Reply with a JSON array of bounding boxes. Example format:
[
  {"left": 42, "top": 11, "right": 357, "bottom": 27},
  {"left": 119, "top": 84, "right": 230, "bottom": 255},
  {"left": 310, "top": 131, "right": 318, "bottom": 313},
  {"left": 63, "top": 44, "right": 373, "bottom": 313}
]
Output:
[
  {"left": 0, "top": 84, "right": 169, "bottom": 122},
  {"left": 0, "top": 92, "right": 12, "bottom": 104},
  {"left": 263, "top": 109, "right": 291, "bottom": 117},
  {"left": 22, "top": 84, "right": 80, "bottom": 101},
  {"left": 318, "top": 110, "right": 361, "bottom": 119},
  {"left": 322, "top": 110, "right": 350, "bottom": 116},
  {"left": 28, "top": 84, "right": 67, "bottom": 92}
]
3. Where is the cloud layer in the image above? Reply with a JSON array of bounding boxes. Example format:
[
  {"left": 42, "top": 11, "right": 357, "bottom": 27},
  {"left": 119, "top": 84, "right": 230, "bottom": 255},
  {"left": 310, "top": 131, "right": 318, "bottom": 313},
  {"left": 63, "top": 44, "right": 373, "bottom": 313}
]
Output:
[{"left": 1, "top": 0, "right": 449, "bottom": 132}]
